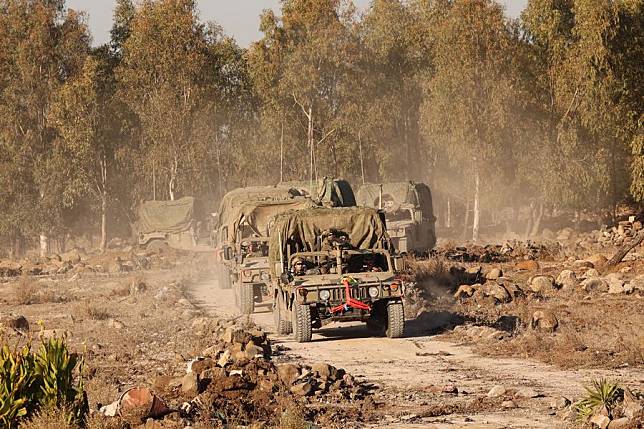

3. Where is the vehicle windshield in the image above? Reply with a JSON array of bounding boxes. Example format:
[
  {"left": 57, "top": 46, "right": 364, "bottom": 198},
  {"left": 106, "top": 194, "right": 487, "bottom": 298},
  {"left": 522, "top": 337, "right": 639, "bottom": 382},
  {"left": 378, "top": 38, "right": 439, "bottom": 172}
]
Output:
[
  {"left": 240, "top": 239, "right": 268, "bottom": 257},
  {"left": 289, "top": 251, "right": 389, "bottom": 276},
  {"left": 386, "top": 208, "right": 413, "bottom": 222}
]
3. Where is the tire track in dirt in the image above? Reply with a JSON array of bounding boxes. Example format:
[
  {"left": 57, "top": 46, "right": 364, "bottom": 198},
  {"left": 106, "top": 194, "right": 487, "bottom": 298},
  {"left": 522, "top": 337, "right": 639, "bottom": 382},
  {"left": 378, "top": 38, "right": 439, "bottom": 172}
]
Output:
[{"left": 188, "top": 276, "right": 644, "bottom": 429}]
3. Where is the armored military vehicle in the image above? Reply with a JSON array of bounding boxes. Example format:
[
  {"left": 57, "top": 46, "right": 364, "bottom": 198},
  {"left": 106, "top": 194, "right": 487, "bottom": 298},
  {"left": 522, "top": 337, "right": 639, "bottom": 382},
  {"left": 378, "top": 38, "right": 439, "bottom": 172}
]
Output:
[
  {"left": 134, "top": 197, "right": 207, "bottom": 250},
  {"left": 356, "top": 182, "right": 437, "bottom": 254},
  {"left": 211, "top": 186, "right": 303, "bottom": 289},
  {"left": 269, "top": 207, "right": 406, "bottom": 342},
  {"left": 230, "top": 198, "right": 316, "bottom": 314}
]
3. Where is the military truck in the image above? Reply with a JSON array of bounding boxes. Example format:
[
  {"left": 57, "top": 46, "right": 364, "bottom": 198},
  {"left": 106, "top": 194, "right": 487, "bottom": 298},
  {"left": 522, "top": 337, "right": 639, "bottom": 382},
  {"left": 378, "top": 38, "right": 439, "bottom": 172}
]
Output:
[
  {"left": 269, "top": 207, "right": 406, "bottom": 342},
  {"left": 211, "top": 186, "right": 304, "bottom": 290},
  {"left": 356, "top": 182, "right": 437, "bottom": 254},
  {"left": 230, "top": 198, "right": 316, "bottom": 314},
  {"left": 134, "top": 197, "right": 207, "bottom": 250},
  {"left": 277, "top": 177, "right": 356, "bottom": 208}
]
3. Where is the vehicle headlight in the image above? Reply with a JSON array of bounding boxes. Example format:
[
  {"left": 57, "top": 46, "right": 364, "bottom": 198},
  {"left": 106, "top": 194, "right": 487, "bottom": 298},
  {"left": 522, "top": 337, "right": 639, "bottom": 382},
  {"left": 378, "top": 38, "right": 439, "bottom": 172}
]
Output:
[
  {"left": 368, "top": 287, "right": 379, "bottom": 298},
  {"left": 319, "top": 290, "right": 331, "bottom": 301}
]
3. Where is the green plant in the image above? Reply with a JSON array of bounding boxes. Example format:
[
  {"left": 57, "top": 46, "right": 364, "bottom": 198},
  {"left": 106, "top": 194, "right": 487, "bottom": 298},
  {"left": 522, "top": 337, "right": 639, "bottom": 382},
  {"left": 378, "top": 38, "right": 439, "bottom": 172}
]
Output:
[
  {"left": 0, "top": 335, "right": 88, "bottom": 428},
  {"left": 574, "top": 378, "right": 623, "bottom": 421}
]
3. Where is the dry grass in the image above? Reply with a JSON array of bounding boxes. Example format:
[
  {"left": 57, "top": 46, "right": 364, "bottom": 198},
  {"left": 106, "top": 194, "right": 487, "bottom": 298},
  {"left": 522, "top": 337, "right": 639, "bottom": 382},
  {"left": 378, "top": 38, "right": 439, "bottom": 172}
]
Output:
[
  {"left": 19, "top": 406, "right": 76, "bottom": 429},
  {"left": 279, "top": 408, "right": 310, "bottom": 429},
  {"left": 77, "top": 301, "right": 111, "bottom": 321},
  {"left": 13, "top": 275, "right": 39, "bottom": 305}
]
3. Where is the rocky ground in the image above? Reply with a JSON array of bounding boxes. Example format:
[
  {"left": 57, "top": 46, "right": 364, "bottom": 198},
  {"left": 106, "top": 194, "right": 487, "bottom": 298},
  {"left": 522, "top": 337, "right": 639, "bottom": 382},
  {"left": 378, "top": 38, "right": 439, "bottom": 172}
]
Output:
[{"left": 0, "top": 221, "right": 643, "bottom": 428}]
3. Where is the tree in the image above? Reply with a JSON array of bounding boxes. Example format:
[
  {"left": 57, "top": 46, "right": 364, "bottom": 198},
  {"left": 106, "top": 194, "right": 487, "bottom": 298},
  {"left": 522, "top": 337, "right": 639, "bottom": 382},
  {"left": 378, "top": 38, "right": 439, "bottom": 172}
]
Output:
[
  {"left": 420, "top": 0, "right": 522, "bottom": 241},
  {"left": 0, "top": 0, "right": 89, "bottom": 255},
  {"left": 49, "top": 53, "right": 122, "bottom": 253}
]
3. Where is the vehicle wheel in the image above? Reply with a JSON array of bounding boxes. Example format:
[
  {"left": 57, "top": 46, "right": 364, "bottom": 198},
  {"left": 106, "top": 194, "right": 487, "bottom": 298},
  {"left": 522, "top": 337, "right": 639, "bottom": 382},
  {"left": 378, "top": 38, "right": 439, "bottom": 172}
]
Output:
[
  {"left": 385, "top": 300, "right": 405, "bottom": 339},
  {"left": 291, "top": 303, "right": 312, "bottom": 343},
  {"left": 218, "top": 268, "right": 232, "bottom": 290},
  {"left": 273, "top": 294, "right": 292, "bottom": 335},
  {"left": 239, "top": 283, "right": 255, "bottom": 315}
]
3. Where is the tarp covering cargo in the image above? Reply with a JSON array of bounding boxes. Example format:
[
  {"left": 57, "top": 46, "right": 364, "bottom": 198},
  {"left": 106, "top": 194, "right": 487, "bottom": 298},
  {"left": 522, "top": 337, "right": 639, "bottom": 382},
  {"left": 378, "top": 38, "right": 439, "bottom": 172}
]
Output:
[
  {"left": 136, "top": 197, "right": 195, "bottom": 234},
  {"left": 277, "top": 177, "right": 356, "bottom": 207},
  {"left": 229, "top": 198, "right": 317, "bottom": 243},
  {"left": 268, "top": 207, "right": 389, "bottom": 270},
  {"left": 356, "top": 182, "right": 433, "bottom": 213},
  {"left": 216, "top": 186, "right": 302, "bottom": 233}
]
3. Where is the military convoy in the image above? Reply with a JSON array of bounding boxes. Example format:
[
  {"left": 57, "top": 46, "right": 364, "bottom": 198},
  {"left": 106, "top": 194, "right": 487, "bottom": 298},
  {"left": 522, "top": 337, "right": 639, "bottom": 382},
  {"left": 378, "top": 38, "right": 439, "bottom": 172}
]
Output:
[{"left": 137, "top": 179, "right": 435, "bottom": 342}]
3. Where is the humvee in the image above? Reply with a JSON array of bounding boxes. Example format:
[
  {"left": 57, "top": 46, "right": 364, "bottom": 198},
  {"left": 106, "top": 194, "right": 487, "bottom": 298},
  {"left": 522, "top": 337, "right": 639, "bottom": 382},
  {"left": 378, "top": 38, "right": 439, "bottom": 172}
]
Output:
[
  {"left": 134, "top": 197, "right": 208, "bottom": 250},
  {"left": 230, "top": 198, "right": 316, "bottom": 314},
  {"left": 211, "top": 186, "right": 303, "bottom": 289},
  {"left": 356, "top": 182, "right": 437, "bottom": 254},
  {"left": 269, "top": 207, "right": 406, "bottom": 342}
]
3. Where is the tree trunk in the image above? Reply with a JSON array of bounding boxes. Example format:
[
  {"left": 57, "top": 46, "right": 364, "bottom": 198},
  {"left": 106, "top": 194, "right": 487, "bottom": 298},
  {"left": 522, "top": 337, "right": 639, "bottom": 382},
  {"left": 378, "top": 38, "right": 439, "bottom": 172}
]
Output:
[
  {"left": 472, "top": 168, "right": 480, "bottom": 242},
  {"left": 280, "top": 121, "right": 284, "bottom": 183},
  {"left": 39, "top": 233, "right": 48, "bottom": 258},
  {"left": 530, "top": 203, "right": 544, "bottom": 237},
  {"left": 100, "top": 191, "right": 107, "bottom": 254},
  {"left": 462, "top": 199, "right": 470, "bottom": 240},
  {"left": 446, "top": 197, "right": 452, "bottom": 229},
  {"left": 169, "top": 156, "right": 178, "bottom": 201},
  {"left": 608, "top": 231, "right": 644, "bottom": 266},
  {"left": 307, "top": 106, "right": 314, "bottom": 191}
]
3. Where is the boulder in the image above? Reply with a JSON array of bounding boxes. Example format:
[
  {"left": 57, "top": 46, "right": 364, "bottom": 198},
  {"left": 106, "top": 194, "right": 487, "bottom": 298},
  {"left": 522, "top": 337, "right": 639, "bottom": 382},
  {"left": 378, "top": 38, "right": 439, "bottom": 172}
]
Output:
[
  {"left": 180, "top": 373, "right": 199, "bottom": 396},
  {"left": 573, "top": 260, "right": 594, "bottom": 269},
  {"left": 531, "top": 310, "right": 558, "bottom": 333},
  {"left": 485, "top": 268, "right": 503, "bottom": 281},
  {"left": 454, "top": 284, "right": 477, "bottom": 300},
  {"left": 487, "top": 385, "right": 506, "bottom": 398},
  {"left": 244, "top": 341, "right": 264, "bottom": 360},
  {"left": 607, "top": 418, "right": 630, "bottom": 429},
  {"left": 501, "top": 400, "right": 517, "bottom": 409},
  {"left": 0, "top": 314, "right": 29, "bottom": 332},
  {"left": 589, "top": 414, "right": 610, "bottom": 429},
  {"left": 581, "top": 278, "right": 609, "bottom": 293},
  {"left": 548, "top": 396, "right": 570, "bottom": 409},
  {"left": 0, "top": 260, "right": 22, "bottom": 276},
  {"left": 530, "top": 276, "right": 556, "bottom": 294},
  {"left": 556, "top": 270, "right": 578, "bottom": 290},
  {"left": 311, "top": 363, "right": 339, "bottom": 381},
  {"left": 583, "top": 268, "right": 600, "bottom": 279},
  {"left": 515, "top": 260, "right": 540, "bottom": 271},
  {"left": 587, "top": 254, "right": 608, "bottom": 268},
  {"left": 277, "top": 363, "right": 300, "bottom": 386},
  {"left": 482, "top": 282, "right": 511, "bottom": 303},
  {"left": 290, "top": 381, "right": 314, "bottom": 396}
]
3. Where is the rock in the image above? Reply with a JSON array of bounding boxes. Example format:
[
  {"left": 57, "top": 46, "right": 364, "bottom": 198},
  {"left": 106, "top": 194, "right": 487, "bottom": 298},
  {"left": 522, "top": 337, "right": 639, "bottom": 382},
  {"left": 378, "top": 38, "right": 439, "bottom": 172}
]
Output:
[
  {"left": 556, "top": 270, "right": 579, "bottom": 289},
  {"left": 217, "top": 350, "right": 231, "bottom": 367},
  {"left": 454, "top": 284, "right": 477, "bottom": 299},
  {"left": 501, "top": 400, "right": 517, "bottom": 409},
  {"left": 530, "top": 276, "right": 556, "bottom": 294},
  {"left": 548, "top": 396, "right": 570, "bottom": 409},
  {"left": 180, "top": 373, "right": 199, "bottom": 396},
  {"left": 604, "top": 273, "right": 625, "bottom": 294},
  {"left": 0, "top": 260, "right": 22, "bottom": 276},
  {"left": 531, "top": 310, "right": 558, "bottom": 333},
  {"left": 516, "top": 260, "right": 540, "bottom": 271},
  {"left": 277, "top": 363, "right": 300, "bottom": 386},
  {"left": 608, "top": 418, "right": 631, "bottom": 429},
  {"left": 584, "top": 268, "right": 600, "bottom": 279},
  {"left": 514, "top": 387, "right": 539, "bottom": 398},
  {"left": 487, "top": 385, "right": 506, "bottom": 398},
  {"left": 573, "top": 259, "right": 595, "bottom": 269},
  {"left": 482, "top": 282, "right": 511, "bottom": 303},
  {"left": 608, "top": 283, "right": 625, "bottom": 294},
  {"left": 485, "top": 268, "right": 503, "bottom": 280},
  {"left": 581, "top": 278, "right": 609, "bottom": 293},
  {"left": 623, "top": 388, "right": 644, "bottom": 419},
  {"left": 188, "top": 358, "right": 215, "bottom": 374},
  {"left": 587, "top": 254, "right": 608, "bottom": 268},
  {"left": 311, "top": 363, "right": 337, "bottom": 381},
  {"left": 0, "top": 314, "right": 29, "bottom": 332},
  {"left": 290, "top": 381, "right": 314, "bottom": 396},
  {"left": 589, "top": 413, "right": 610, "bottom": 429},
  {"left": 244, "top": 341, "right": 264, "bottom": 359},
  {"left": 107, "top": 319, "right": 124, "bottom": 330}
]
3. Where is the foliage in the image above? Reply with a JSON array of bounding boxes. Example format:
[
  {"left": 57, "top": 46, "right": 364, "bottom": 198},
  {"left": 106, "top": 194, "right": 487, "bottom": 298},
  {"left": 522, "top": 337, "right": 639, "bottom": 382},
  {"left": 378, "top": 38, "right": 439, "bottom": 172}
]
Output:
[
  {"left": 573, "top": 378, "right": 623, "bottom": 421},
  {"left": 0, "top": 335, "right": 87, "bottom": 428}
]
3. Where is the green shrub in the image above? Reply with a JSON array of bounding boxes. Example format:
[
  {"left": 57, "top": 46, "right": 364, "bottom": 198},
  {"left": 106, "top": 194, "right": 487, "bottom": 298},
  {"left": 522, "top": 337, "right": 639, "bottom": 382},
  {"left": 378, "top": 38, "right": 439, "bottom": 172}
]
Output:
[
  {"left": 574, "top": 378, "right": 623, "bottom": 421},
  {"left": 0, "top": 335, "right": 87, "bottom": 428}
]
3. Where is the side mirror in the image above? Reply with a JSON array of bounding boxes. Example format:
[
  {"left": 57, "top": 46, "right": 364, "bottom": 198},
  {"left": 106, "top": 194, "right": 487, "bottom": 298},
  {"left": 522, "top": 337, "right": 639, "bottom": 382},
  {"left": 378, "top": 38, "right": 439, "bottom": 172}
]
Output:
[
  {"left": 223, "top": 246, "right": 233, "bottom": 261},
  {"left": 393, "top": 255, "right": 405, "bottom": 272}
]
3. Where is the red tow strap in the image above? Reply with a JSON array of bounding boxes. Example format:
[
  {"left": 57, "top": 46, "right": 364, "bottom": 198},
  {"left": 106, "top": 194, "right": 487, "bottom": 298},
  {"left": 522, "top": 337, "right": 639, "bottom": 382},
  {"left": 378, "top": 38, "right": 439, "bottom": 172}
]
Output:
[{"left": 330, "top": 277, "right": 371, "bottom": 314}]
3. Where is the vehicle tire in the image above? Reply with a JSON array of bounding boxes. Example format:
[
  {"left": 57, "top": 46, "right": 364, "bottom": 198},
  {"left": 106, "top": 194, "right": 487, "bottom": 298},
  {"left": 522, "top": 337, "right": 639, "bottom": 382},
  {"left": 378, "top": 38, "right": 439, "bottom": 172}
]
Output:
[
  {"left": 239, "top": 283, "right": 255, "bottom": 315},
  {"left": 218, "top": 268, "right": 233, "bottom": 290},
  {"left": 273, "top": 293, "right": 292, "bottom": 335},
  {"left": 291, "top": 303, "right": 312, "bottom": 343},
  {"left": 146, "top": 239, "right": 168, "bottom": 252},
  {"left": 385, "top": 300, "right": 405, "bottom": 339}
]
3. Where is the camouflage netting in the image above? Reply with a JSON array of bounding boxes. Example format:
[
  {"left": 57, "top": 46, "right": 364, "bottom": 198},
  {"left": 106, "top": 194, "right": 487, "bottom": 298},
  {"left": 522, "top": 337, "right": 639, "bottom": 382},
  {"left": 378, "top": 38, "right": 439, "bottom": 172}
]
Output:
[
  {"left": 135, "top": 197, "right": 195, "bottom": 234},
  {"left": 277, "top": 177, "right": 356, "bottom": 207},
  {"left": 216, "top": 186, "right": 302, "bottom": 235},
  {"left": 268, "top": 207, "right": 389, "bottom": 272},
  {"left": 355, "top": 182, "right": 419, "bottom": 212},
  {"left": 228, "top": 198, "right": 317, "bottom": 243}
]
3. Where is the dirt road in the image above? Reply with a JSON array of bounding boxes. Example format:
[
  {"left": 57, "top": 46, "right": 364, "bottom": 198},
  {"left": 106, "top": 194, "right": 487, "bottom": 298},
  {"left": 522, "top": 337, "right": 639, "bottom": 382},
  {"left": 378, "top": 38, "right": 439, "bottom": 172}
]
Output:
[{"left": 188, "top": 275, "right": 643, "bottom": 428}]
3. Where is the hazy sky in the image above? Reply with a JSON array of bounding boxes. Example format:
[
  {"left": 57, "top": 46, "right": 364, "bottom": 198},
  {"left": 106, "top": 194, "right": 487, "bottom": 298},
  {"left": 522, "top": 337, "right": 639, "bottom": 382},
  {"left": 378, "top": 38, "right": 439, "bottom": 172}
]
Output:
[{"left": 67, "top": 1, "right": 529, "bottom": 47}]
